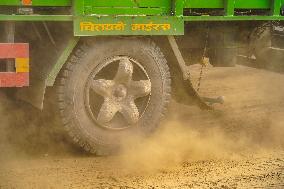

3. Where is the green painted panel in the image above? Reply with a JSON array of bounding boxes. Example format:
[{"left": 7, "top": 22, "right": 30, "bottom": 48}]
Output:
[
  {"left": 86, "top": 0, "right": 138, "bottom": 7},
  {"left": 183, "top": 0, "right": 284, "bottom": 17},
  {"left": 184, "top": 0, "right": 276, "bottom": 9},
  {"left": 83, "top": 0, "right": 172, "bottom": 15},
  {"left": 74, "top": 16, "right": 184, "bottom": 36},
  {"left": 184, "top": 15, "right": 284, "bottom": 21},
  {"left": 0, "top": 0, "right": 283, "bottom": 29},
  {"left": 85, "top": 0, "right": 171, "bottom": 8},
  {"left": 0, "top": 0, "right": 71, "bottom": 6},
  {"left": 0, "top": 15, "right": 73, "bottom": 21},
  {"left": 84, "top": 7, "right": 169, "bottom": 15},
  {"left": 184, "top": 0, "right": 224, "bottom": 8},
  {"left": 235, "top": 0, "right": 270, "bottom": 9}
]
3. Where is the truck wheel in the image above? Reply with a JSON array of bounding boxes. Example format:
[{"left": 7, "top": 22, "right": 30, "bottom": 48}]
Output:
[{"left": 56, "top": 38, "right": 171, "bottom": 155}]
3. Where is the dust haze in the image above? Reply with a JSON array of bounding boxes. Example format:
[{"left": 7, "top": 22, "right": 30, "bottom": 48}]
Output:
[
  {"left": 115, "top": 65, "right": 284, "bottom": 173},
  {"left": 0, "top": 65, "right": 283, "bottom": 167},
  {"left": 0, "top": 90, "right": 77, "bottom": 162},
  {"left": 0, "top": 65, "right": 284, "bottom": 188},
  {"left": 119, "top": 95, "right": 284, "bottom": 173}
]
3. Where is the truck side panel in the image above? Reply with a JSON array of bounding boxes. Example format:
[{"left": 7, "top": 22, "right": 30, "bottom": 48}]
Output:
[{"left": 0, "top": 0, "right": 71, "bottom": 6}]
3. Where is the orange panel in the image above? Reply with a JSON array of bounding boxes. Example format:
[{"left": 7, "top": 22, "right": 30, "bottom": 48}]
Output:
[
  {"left": 22, "top": 0, "right": 32, "bottom": 6},
  {"left": 15, "top": 58, "right": 29, "bottom": 73}
]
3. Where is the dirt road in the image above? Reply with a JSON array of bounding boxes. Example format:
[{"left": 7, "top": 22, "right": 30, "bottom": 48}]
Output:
[{"left": 0, "top": 65, "right": 284, "bottom": 189}]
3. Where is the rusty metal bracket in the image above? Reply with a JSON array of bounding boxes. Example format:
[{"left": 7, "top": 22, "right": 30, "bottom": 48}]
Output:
[
  {"left": 167, "top": 35, "right": 191, "bottom": 80},
  {"left": 167, "top": 35, "right": 211, "bottom": 110}
]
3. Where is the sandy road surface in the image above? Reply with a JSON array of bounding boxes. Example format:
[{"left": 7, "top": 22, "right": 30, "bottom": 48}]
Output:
[{"left": 0, "top": 65, "right": 284, "bottom": 188}]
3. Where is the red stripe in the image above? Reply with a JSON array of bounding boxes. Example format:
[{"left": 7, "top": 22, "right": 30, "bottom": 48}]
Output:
[
  {"left": 0, "top": 43, "right": 29, "bottom": 58},
  {"left": 0, "top": 72, "right": 29, "bottom": 87}
]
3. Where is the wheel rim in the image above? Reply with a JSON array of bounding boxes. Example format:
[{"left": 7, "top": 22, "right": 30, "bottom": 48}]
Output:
[{"left": 84, "top": 56, "right": 151, "bottom": 130}]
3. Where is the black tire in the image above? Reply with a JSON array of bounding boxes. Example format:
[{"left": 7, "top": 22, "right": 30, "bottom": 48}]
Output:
[{"left": 56, "top": 38, "right": 171, "bottom": 155}]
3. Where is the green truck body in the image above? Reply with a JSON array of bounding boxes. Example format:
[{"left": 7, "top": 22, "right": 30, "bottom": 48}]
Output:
[
  {"left": 0, "top": 1, "right": 283, "bottom": 154},
  {"left": 0, "top": 0, "right": 283, "bottom": 103},
  {"left": 0, "top": 0, "right": 284, "bottom": 36}
]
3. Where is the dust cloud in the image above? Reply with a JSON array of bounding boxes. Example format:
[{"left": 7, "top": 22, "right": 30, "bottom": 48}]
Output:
[
  {"left": 0, "top": 91, "right": 76, "bottom": 162},
  {"left": 118, "top": 65, "right": 284, "bottom": 173},
  {"left": 119, "top": 111, "right": 284, "bottom": 173},
  {"left": 0, "top": 65, "right": 283, "bottom": 175},
  {"left": 0, "top": 93, "right": 15, "bottom": 160},
  {"left": 119, "top": 121, "right": 239, "bottom": 173}
]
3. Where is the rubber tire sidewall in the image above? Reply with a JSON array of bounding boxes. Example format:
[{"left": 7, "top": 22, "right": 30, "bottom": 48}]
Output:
[{"left": 57, "top": 38, "right": 171, "bottom": 153}]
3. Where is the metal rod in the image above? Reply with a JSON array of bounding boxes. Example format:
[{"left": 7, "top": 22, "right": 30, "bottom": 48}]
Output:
[
  {"left": 42, "top": 21, "right": 57, "bottom": 48},
  {"left": 4, "top": 21, "right": 15, "bottom": 72}
]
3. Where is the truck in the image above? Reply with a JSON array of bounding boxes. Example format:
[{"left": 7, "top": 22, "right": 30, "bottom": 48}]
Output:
[{"left": 0, "top": 0, "right": 283, "bottom": 154}]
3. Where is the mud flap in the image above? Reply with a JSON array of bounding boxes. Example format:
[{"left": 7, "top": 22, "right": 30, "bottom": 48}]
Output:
[
  {"left": 182, "top": 79, "right": 212, "bottom": 110},
  {"left": 167, "top": 36, "right": 212, "bottom": 110}
]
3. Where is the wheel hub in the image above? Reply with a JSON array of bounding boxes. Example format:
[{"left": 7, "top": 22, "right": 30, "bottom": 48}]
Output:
[
  {"left": 112, "top": 84, "right": 127, "bottom": 100},
  {"left": 85, "top": 57, "right": 151, "bottom": 130}
]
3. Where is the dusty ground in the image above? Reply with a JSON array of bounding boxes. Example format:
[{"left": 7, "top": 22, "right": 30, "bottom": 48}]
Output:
[{"left": 0, "top": 65, "right": 284, "bottom": 189}]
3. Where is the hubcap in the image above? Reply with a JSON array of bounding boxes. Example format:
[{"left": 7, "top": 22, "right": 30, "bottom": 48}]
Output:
[
  {"left": 85, "top": 57, "right": 151, "bottom": 130},
  {"left": 112, "top": 84, "right": 127, "bottom": 100}
]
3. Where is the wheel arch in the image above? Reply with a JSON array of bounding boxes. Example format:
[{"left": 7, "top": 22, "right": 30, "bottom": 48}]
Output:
[
  {"left": 16, "top": 35, "right": 196, "bottom": 109},
  {"left": 15, "top": 36, "right": 80, "bottom": 109}
]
